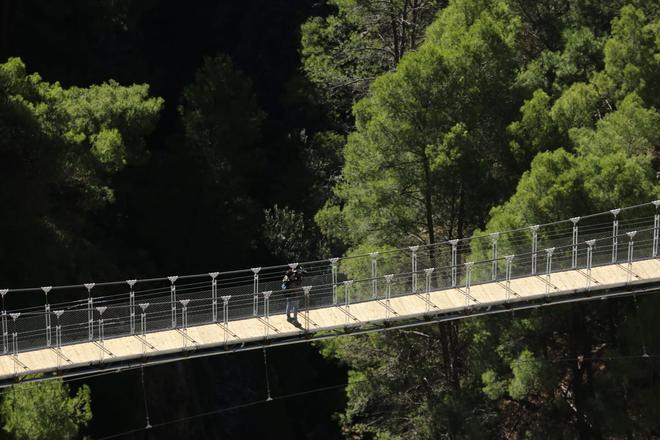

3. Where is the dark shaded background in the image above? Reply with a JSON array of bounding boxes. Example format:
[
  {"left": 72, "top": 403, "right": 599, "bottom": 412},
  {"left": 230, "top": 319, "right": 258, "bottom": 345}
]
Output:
[{"left": 0, "top": 0, "right": 346, "bottom": 438}]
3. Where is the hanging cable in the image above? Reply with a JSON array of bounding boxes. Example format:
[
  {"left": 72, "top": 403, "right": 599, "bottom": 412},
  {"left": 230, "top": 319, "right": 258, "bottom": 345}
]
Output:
[
  {"left": 262, "top": 347, "right": 273, "bottom": 401},
  {"left": 631, "top": 294, "right": 650, "bottom": 358},
  {"left": 140, "top": 365, "right": 152, "bottom": 429}
]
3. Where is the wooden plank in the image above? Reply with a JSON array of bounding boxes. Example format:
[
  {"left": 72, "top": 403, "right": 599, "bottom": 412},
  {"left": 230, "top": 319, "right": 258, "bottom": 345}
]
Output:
[{"left": 0, "top": 260, "right": 657, "bottom": 380}]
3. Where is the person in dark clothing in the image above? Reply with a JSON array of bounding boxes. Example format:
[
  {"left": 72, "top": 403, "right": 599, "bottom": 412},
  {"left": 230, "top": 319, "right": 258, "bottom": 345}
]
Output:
[{"left": 282, "top": 266, "right": 303, "bottom": 324}]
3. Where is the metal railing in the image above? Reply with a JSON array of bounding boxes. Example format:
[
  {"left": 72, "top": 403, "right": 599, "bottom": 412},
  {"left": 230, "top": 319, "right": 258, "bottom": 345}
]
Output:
[{"left": 1, "top": 200, "right": 659, "bottom": 356}]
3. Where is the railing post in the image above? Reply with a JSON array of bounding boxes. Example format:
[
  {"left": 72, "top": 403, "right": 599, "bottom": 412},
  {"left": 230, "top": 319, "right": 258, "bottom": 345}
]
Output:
[
  {"left": 180, "top": 299, "right": 189, "bottom": 331},
  {"left": 0, "top": 289, "right": 7, "bottom": 354},
  {"left": 139, "top": 303, "right": 149, "bottom": 354},
  {"left": 168, "top": 276, "right": 178, "bottom": 328},
  {"left": 449, "top": 239, "right": 459, "bottom": 287},
  {"left": 464, "top": 262, "right": 474, "bottom": 308},
  {"left": 369, "top": 252, "right": 378, "bottom": 299},
  {"left": 41, "top": 286, "right": 52, "bottom": 347},
  {"left": 531, "top": 225, "right": 540, "bottom": 275},
  {"left": 127, "top": 280, "right": 137, "bottom": 334},
  {"left": 84, "top": 283, "right": 95, "bottom": 340},
  {"left": 96, "top": 307, "right": 107, "bottom": 362},
  {"left": 627, "top": 231, "right": 637, "bottom": 283},
  {"left": 424, "top": 268, "right": 434, "bottom": 312},
  {"left": 139, "top": 303, "right": 149, "bottom": 337},
  {"left": 251, "top": 268, "right": 261, "bottom": 316},
  {"left": 384, "top": 275, "right": 394, "bottom": 319},
  {"left": 180, "top": 299, "right": 190, "bottom": 349},
  {"left": 209, "top": 272, "right": 219, "bottom": 322},
  {"left": 491, "top": 233, "right": 500, "bottom": 281},
  {"left": 262, "top": 291, "right": 272, "bottom": 339},
  {"left": 611, "top": 209, "right": 620, "bottom": 262},
  {"left": 53, "top": 310, "right": 64, "bottom": 369},
  {"left": 343, "top": 280, "right": 353, "bottom": 325},
  {"left": 302, "top": 286, "right": 312, "bottom": 331},
  {"left": 571, "top": 217, "right": 580, "bottom": 269},
  {"left": 221, "top": 296, "right": 231, "bottom": 326},
  {"left": 53, "top": 310, "right": 63, "bottom": 350},
  {"left": 221, "top": 295, "right": 231, "bottom": 343},
  {"left": 330, "top": 258, "right": 339, "bottom": 305},
  {"left": 586, "top": 239, "right": 596, "bottom": 289},
  {"left": 545, "top": 248, "right": 555, "bottom": 296},
  {"left": 652, "top": 201, "right": 660, "bottom": 257},
  {"left": 409, "top": 246, "right": 419, "bottom": 292},
  {"left": 504, "top": 255, "right": 514, "bottom": 302},
  {"left": 96, "top": 307, "right": 106, "bottom": 343},
  {"left": 10, "top": 313, "right": 19, "bottom": 357}
]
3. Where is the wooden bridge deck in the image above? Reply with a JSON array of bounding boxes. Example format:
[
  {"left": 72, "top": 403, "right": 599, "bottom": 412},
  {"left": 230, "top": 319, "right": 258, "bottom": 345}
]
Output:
[{"left": 1, "top": 259, "right": 659, "bottom": 381}]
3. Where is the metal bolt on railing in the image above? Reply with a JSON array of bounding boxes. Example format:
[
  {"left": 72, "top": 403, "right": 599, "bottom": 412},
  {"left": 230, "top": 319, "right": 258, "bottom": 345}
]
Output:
[
  {"left": 504, "top": 255, "right": 514, "bottom": 302},
  {"left": 209, "top": 272, "right": 219, "bottom": 322},
  {"left": 168, "top": 276, "right": 178, "bottom": 328},
  {"left": 127, "top": 280, "right": 137, "bottom": 334},
  {"left": 545, "top": 248, "right": 555, "bottom": 295},
  {"left": 84, "top": 283, "right": 95, "bottom": 340},
  {"left": 424, "top": 268, "right": 434, "bottom": 312},
  {"left": 370, "top": 252, "right": 378, "bottom": 299},
  {"left": 251, "top": 268, "right": 260, "bottom": 317}
]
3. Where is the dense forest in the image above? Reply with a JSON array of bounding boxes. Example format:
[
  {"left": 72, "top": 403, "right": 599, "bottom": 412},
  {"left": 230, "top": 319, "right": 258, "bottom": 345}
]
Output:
[{"left": 0, "top": 0, "right": 658, "bottom": 438}]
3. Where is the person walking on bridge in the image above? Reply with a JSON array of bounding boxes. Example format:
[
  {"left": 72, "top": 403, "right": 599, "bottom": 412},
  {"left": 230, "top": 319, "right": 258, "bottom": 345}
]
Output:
[{"left": 282, "top": 266, "right": 304, "bottom": 326}]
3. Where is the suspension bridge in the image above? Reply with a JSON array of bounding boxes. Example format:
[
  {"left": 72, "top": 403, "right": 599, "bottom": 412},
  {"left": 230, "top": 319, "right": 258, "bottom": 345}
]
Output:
[{"left": 1, "top": 201, "right": 659, "bottom": 386}]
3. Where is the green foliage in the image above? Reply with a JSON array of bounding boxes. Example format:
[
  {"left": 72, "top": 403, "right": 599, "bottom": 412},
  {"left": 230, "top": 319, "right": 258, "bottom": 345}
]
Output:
[
  {"left": 481, "top": 369, "right": 507, "bottom": 400},
  {"left": 262, "top": 205, "right": 315, "bottom": 262},
  {"left": 317, "top": 1, "right": 660, "bottom": 438},
  {"left": 0, "top": 57, "right": 163, "bottom": 206},
  {"left": 511, "top": 4, "right": 659, "bottom": 164},
  {"left": 318, "top": 0, "right": 523, "bottom": 251},
  {"left": 301, "top": 0, "right": 443, "bottom": 127},
  {"left": 0, "top": 57, "right": 163, "bottom": 284},
  {"left": 595, "top": 5, "right": 660, "bottom": 106},
  {"left": 1, "top": 380, "right": 92, "bottom": 440},
  {"left": 507, "top": 350, "right": 546, "bottom": 400},
  {"left": 180, "top": 55, "right": 264, "bottom": 184}
]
